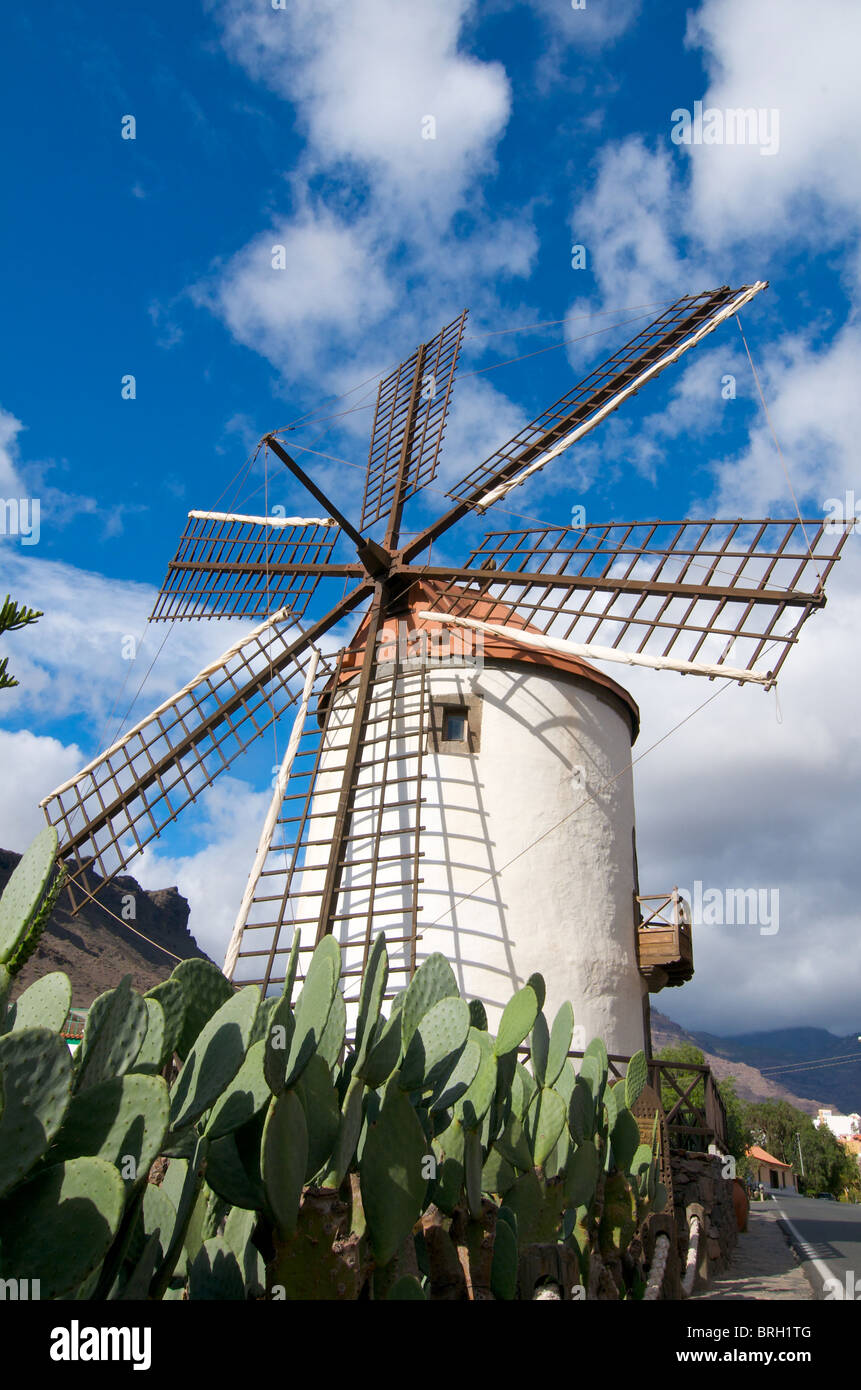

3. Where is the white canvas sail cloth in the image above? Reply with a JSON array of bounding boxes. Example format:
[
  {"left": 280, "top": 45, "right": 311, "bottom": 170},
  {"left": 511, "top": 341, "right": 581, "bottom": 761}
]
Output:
[{"left": 418, "top": 612, "right": 772, "bottom": 685}]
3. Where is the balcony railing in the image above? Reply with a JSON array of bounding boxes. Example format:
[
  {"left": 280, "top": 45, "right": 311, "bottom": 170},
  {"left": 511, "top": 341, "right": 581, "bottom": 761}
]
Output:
[{"left": 636, "top": 888, "right": 694, "bottom": 989}]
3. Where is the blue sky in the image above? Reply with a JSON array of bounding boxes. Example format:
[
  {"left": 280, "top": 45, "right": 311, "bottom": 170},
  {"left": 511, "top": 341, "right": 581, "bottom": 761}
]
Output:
[{"left": 1, "top": 0, "right": 859, "bottom": 1046}]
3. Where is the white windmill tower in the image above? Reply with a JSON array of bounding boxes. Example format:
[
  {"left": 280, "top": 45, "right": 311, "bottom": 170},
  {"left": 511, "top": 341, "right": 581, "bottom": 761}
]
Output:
[{"left": 40, "top": 285, "right": 848, "bottom": 1057}]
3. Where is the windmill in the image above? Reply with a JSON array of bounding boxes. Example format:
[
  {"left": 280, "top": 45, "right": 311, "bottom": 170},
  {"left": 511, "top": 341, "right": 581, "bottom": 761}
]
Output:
[{"left": 40, "top": 283, "right": 850, "bottom": 1054}]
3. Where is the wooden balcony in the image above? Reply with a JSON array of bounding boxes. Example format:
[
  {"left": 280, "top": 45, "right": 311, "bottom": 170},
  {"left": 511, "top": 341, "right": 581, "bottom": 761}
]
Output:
[{"left": 636, "top": 889, "right": 694, "bottom": 991}]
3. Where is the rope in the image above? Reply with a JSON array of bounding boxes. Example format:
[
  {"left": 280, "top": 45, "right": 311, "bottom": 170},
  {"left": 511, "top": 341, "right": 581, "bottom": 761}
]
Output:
[
  {"left": 681, "top": 1213, "right": 702, "bottom": 1297},
  {"left": 644, "top": 1233, "right": 671, "bottom": 1300},
  {"left": 66, "top": 879, "right": 185, "bottom": 964}
]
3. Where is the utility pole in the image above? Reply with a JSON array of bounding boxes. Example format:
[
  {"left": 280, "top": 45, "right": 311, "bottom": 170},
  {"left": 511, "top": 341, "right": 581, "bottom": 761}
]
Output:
[{"left": 796, "top": 1131, "right": 805, "bottom": 1178}]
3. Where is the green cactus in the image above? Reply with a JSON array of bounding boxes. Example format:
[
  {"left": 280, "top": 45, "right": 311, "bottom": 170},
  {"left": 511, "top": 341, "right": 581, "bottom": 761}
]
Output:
[
  {"left": 295, "top": 1053, "right": 341, "bottom": 1181},
  {"left": 205, "top": 1038, "right": 270, "bottom": 1141},
  {"left": 262, "top": 1089, "right": 308, "bottom": 1238},
  {"left": 188, "top": 1236, "right": 246, "bottom": 1300},
  {"left": 132, "top": 997, "right": 168, "bottom": 1075},
  {"left": 49, "top": 1071, "right": 169, "bottom": 1188},
  {"left": 282, "top": 935, "right": 341, "bottom": 1090},
  {"left": 454, "top": 1027, "right": 497, "bottom": 1129},
  {"left": 361, "top": 1079, "right": 427, "bottom": 1266},
  {"left": 400, "top": 952, "right": 459, "bottom": 1050},
  {"left": 171, "top": 958, "right": 235, "bottom": 1060},
  {"left": 0, "top": 1156, "right": 125, "bottom": 1299},
  {"left": 76, "top": 976, "right": 149, "bottom": 1092},
  {"left": 545, "top": 1001, "right": 575, "bottom": 1088},
  {"left": 0, "top": 824, "right": 58, "bottom": 970},
  {"left": 170, "top": 985, "right": 260, "bottom": 1131},
  {"left": 399, "top": 994, "right": 470, "bottom": 1093},
  {"left": 0, "top": 1026, "right": 73, "bottom": 1196},
  {"left": 526, "top": 1085, "right": 567, "bottom": 1169},
  {"left": 490, "top": 1217, "right": 518, "bottom": 1300},
  {"left": 2, "top": 970, "right": 71, "bottom": 1035},
  {"left": 145, "top": 976, "right": 186, "bottom": 1063},
  {"left": 494, "top": 984, "right": 539, "bottom": 1057},
  {"left": 625, "top": 1049, "right": 648, "bottom": 1109},
  {"left": 468, "top": 998, "right": 488, "bottom": 1031},
  {"left": 354, "top": 931, "right": 388, "bottom": 1069}
]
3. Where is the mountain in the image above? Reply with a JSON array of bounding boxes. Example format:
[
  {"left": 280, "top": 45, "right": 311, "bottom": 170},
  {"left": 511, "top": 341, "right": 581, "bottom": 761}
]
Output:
[
  {"left": 652, "top": 1009, "right": 861, "bottom": 1116},
  {"left": 1, "top": 848, "right": 212, "bottom": 1007}
]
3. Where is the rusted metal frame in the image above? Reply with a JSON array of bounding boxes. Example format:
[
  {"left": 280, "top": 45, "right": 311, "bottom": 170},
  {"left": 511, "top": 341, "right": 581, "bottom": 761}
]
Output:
[
  {"left": 745, "top": 599, "right": 797, "bottom": 674},
  {"left": 362, "top": 353, "right": 420, "bottom": 527},
  {"left": 408, "top": 561, "right": 821, "bottom": 610},
  {"left": 49, "top": 585, "right": 371, "bottom": 868},
  {"left": 680, "top": 522, "right": 765, "bottom": 664},
  {"left": 400, "top": 289, "right": 734, "bottom": 559},
  {"left": 255, "top": 649, "right": 349, "bottom": 993},
  {"left": 410, "top": 312, "right": 466, "bottom": 489},
  {"left": 358, "top": 660, "right": 402, "bottom": 972},
  {"left": 296, "top": 808, "right": 427, "bottom": 850},
  {"left": 382, "top": 345, "right": 428, "bottom": 550},
  {"left": 426, "top": 576, "right": 807, "bottom": 656},
  {"left": 467, "top": 519, "right": 835, "bottom": 586},
  {"left": 314, "top": 584, "right": 386, "bottom": 944},
  {"left": 585, "top": 523, "right": 675, "bottom": 649},
  {"left": 163, "top": 559, "right": 364, "bottom": 579},
  {"left": 265, "top": 435, "right": 368, "bottom": 553}
]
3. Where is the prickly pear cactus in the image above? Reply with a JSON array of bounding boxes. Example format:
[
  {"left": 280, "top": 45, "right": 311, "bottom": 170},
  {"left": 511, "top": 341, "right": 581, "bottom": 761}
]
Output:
[{"left": 0, "top": 829, "right": 667, "bottom": 1302}]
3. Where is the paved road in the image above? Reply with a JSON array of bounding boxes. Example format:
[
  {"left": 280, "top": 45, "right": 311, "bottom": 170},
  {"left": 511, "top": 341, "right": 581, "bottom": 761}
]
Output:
[{"left": 766, "top": 1191, "right": 861, "bottom": 1299}]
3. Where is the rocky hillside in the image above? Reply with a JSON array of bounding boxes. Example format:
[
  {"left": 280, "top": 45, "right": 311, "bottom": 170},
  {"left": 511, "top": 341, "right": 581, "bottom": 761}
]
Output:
[
  {"left": 1, "top": 848, "right": 213, "bottom": 1007},
  {"left": 651, "top": 1009, "right": 827, "bottom": 1116}
]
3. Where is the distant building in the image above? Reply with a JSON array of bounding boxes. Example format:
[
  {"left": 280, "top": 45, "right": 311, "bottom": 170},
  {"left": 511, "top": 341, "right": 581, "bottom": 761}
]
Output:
[
  {"left": 746, "top": 1144, "right": 798, "bottom": 1192},
  {"left": 816, "top": 1108, "right": 860, "bottom": 1141}
]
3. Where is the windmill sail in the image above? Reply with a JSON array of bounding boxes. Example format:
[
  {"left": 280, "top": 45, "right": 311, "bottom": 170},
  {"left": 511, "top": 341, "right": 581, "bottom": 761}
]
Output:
[
  {"left": 39, "top": 595, "right": 368, "bottom": 908},
  {"left": 228, "top": 640, "right": 429, "bottom": 1004},
  {"left": 421, "top": 518, "right": 849, "bottom": 684},
  {"left": 360, "top": 309, "right": 468, "bottom": 533},
  {"left": 150, "top": 512, "right": 342, "bottom": 623}
]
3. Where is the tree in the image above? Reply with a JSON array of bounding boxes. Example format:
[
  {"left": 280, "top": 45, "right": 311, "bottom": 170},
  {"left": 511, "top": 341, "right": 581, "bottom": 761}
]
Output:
[
  {"left": 744, "top": 1099, "right": 858, "bottom": 1197},
  {"left": 718, "top": 1077, "right": 753, "bottom": 1165},
  {"left": 0, "top": 594, "right": 41, "bottom": 691},
  {"left": 657, "top": 1043, "right": 705, "bottom": 1151}
]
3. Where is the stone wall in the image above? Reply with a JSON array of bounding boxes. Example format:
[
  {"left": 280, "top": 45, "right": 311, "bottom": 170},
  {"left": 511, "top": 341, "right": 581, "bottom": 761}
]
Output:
[{"left": 670, "top": 1150, "right": 738, "bottom": 1285}]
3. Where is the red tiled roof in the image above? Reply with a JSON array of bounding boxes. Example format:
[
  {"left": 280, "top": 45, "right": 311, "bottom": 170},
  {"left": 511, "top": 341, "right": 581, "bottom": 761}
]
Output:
[
  {"left": 325, "top": 579, "right": 640, "bottom": 740},
  {"left": 747, "top": 1144, "right": 793, "bottom": 1170}
]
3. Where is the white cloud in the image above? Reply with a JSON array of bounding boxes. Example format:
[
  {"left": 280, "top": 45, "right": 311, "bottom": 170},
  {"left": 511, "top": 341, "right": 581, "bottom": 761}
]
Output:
[
  {"left": 195, "top": 206, "right": 395, "bottom": 377},
  {"left": 518, "top": 0, "right": 642, "bottom": 47},
  {"left": 0, "top": 550, "right": 248, "bottom": 735},
  {"left": 0, "top": 729, "right": 85, "bottom": 851},
  {"left": 211, "top": 0, "right": 510, "bottom": 220},
  {"left": 683, "top": 0, "right": 861, "bottom": 248},
  {"left": 137, "top": 775, "right": 270, "bottom": 961},
  {"left": 620, "top": 546, "right": 861, "bottom": 1034},
  {"left": 706, "top": 321, "right": 861, "bottom": 515},
  {"left": 570, "top": 137, "right": 695, "bottom": 308}
]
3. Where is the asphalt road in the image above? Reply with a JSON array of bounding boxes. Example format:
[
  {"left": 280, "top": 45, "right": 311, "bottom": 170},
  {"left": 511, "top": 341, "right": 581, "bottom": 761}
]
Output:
[{"left": 766, "top": 1191, "right": 861, "bottom": 1299}]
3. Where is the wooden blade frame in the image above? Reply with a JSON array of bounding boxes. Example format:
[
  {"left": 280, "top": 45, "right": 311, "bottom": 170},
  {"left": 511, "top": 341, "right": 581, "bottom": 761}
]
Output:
[
  {"left": 415, "top": 519, "right": 849, "bottom": 683},
  {"left": 361, "top": 309, "right": 467, "bottom": 538},
  {"left": 150, "top": 512, "right": 341, "bottom": 623},
  {"left": 230, "top": 632, "right": 430, "bottom": 1000},
  {"left": 400, "top": 285, "right": 761, "bottom": 565},
  {"left": 41, "top": 587, "right": 370, "bottom": 907}
]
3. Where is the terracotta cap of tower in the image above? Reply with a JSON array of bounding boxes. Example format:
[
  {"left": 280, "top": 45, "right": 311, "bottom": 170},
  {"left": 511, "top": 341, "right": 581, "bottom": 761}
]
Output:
[{"left": 326, "top": 579, "right": 640, "bottom": 742}]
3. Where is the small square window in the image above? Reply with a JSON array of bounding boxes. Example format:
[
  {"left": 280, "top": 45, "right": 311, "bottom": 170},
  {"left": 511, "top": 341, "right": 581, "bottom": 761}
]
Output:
[
  {"left": 443, "top": 708, "right": 468, "bottom": 743},
  {"left": 428, "top": 694, "right": 482, "bottom": 754}
]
